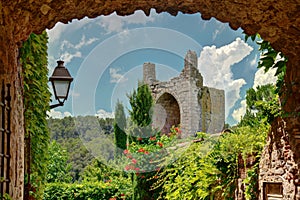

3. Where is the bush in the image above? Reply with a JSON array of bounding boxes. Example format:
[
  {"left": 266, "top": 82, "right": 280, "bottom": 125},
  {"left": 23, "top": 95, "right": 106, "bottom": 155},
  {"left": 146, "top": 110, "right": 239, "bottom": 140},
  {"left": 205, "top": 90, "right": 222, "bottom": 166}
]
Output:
[{"left": 43, "top": 181, "right": 130, "bottom": 200}]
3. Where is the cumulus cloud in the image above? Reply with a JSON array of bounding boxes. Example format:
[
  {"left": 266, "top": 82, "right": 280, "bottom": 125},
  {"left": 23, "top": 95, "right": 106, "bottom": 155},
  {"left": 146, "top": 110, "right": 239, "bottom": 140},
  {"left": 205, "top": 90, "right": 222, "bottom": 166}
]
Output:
[
  {"left": 198, "top": 37, "right": 253, "bottom": 118},
  {"left": 47, "top": 109, "right": 73, "bottom": 119},
  {"left": 232, "top": 100, "right": 247, "bottom": 122},
  {"left": 47, "top": 17, "right": 93, "bottom": 43},
  {"left": 60, "top": 35, "right": 98, "bottom": 51},
  {"left": 109, "top": 68, "right": 128, "bottom": 83},
  {"left": 231, "top": 62, "right": 278, "bottom": 123},
  {"left": 60, "top": 51, "right": 82, "bottom": 64},
  {"left": 95, "top": 109, "right": 114, "bottom": 118},
  {"left": 253, "top": 67, "right": 277, "bottom": 90},
  {"left": 98, "top": 10, "right": 155, "bottom": 33}
]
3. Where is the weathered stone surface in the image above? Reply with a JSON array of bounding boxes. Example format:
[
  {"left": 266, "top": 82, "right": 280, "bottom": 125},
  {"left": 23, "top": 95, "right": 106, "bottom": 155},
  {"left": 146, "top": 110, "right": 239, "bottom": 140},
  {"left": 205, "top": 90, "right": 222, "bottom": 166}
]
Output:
[
  {"left": 146, "top": 50, "right": 225, "bottom": 136},
  {"left": 259, "top": 118, "right": 300, "bottom": 200}
]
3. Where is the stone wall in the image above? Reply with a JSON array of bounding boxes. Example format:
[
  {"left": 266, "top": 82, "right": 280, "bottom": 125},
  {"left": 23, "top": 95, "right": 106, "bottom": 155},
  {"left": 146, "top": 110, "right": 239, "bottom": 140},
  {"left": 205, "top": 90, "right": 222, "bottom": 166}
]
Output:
[
  {"left": 259, "top": 117, "right": 300, "bottom": 200},
  {"left": 0, "top": 28, "right": 24, "bottom": 200},
  {"left": 145, "top": 50, "right": 225, "bottom": 136}
]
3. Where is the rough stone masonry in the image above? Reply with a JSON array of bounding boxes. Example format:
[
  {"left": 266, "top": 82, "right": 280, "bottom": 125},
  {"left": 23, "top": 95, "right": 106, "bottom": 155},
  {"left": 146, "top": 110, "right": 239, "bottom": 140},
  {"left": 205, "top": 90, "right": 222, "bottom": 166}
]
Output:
[{"left": 143, "top": 50, "right": 225, "bottom": 136}]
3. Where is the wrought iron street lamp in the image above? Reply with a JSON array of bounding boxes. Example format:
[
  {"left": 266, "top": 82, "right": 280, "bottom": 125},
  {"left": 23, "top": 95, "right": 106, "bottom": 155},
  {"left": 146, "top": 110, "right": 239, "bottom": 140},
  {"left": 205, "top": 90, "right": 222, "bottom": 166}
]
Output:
[{"left": 49, "top": 60, "right": 73, "bottom": 109}]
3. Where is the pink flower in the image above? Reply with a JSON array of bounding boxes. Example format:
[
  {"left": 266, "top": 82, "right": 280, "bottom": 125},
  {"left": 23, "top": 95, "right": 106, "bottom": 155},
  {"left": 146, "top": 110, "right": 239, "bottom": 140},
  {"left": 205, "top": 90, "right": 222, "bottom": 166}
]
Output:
[
  {"left": 135, "top": 167, "right": 140, "bottom": 171},
  {"left": 144, "top": 151, "right": 149, "bottom": 155},
  {"left": 123, "top": 149, "right": 129, "bottom": 154},
  {"left": 132, "top": 158, "right": 137, "bottom": 164},
  {"left": 124, "top": 165, "right": 132, "bottom": 171}
]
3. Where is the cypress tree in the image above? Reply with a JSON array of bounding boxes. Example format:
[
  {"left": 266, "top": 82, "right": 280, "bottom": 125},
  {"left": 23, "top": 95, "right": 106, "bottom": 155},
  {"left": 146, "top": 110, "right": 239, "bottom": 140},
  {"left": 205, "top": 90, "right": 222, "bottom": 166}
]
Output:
[
  {"left": 128, "top": 81, "right": 153, "bottom": 127},
  {"left": 114, "top": 100, "right": 127, "bottom": 152}
]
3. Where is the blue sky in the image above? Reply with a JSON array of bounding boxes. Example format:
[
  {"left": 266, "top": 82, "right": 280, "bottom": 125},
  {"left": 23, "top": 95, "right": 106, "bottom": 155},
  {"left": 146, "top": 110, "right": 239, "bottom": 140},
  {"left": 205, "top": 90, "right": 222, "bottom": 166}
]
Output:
[{"left": 47, "top": 10, "right": 277, "bottom": 125}]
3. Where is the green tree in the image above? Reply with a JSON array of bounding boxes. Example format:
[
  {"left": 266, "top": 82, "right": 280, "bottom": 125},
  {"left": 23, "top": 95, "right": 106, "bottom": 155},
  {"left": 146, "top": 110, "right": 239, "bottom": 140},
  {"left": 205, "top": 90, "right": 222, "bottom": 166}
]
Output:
[
  {"left": 46, "top": 141, "right": 72, "bottom": 183},
  {"left": 128, "top": 81, "right": 153, "bottom": 127},
  {"left": 239, "top": 84, "right": 280, "bottom": 126},
  {"left": 114, "top": 100, "right": 127, "bottom": 156}
]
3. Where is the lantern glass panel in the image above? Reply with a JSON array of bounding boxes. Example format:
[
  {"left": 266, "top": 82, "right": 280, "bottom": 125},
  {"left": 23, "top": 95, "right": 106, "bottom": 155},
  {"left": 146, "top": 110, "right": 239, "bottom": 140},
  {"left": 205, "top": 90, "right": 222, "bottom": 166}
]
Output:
[{"left": 52, "top": 80, "right": 70, "bottom": 101}]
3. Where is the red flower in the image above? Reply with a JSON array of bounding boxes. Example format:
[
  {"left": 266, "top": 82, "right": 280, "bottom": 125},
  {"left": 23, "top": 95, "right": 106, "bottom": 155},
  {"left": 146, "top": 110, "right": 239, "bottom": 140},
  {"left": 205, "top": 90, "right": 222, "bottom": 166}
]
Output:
[
  {"left": 137, "top": 137, "right": 143, "bottom": 141},
  {"left": 132, "top": 158, "right": 137, "bottom": 164},
  {"left": 144, "top": 151, "right": 149, "bottom": 155},
  {"left": 135, "top": 167, "right": 140, "bottom": 171},
  {"left": 150, "top": 136, "right": 156, "bottom": 141},
  {"left": 138, "top": 148, "right": 145, "bottom": 153},
  {"left": 141, "top": 175, "right": 145, "bottom": 179},
  {"left": 123, "top": 149, "right": 129, "bottom": 154},
  {"left": 157, "top": 141, "right": 163, "bottom": 147},
  {"left": 120, "top": 194, "right": 125, "bottom": 196},
  {"left": 175, "top": 127, "right": 179, "bottom": 132}
]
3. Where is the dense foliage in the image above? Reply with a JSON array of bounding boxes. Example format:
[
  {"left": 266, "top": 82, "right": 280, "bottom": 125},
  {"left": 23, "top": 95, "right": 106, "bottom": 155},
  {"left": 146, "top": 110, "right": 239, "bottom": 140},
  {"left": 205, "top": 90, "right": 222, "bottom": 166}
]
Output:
[
  {"left": 46, "top": 141, "right": 72, "bottom": 183},
  {"left": 44, "top": 182, "right": 129, "bottom": 200},
  {"left": 114, "top": 100, "right": 127, "bottom": 154},
  {"left": 20, "top": 32, "right": 51, "bottom": 198},
  {"left": 128, "top": 81, "right": 153, "bottom": 128},
  {"left": 47, "top": 116, "right": 113, "bottom": 181}
]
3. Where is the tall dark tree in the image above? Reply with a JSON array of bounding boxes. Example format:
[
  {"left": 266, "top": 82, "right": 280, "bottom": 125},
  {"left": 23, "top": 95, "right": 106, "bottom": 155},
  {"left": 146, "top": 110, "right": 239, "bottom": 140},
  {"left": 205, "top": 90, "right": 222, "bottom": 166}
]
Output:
[
  {"left": 128, "top": 81, "right": 153, "bottom": 127},
  {"left": 114, "top": 100, "right": 127, "bottom": 151}
]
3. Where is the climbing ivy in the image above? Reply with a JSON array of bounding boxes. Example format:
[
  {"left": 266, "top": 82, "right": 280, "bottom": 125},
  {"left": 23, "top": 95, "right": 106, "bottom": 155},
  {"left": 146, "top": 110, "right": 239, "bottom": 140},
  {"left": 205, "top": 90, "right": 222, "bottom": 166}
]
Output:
[{"left": 20, "top": 32, "right": 51, "bottom": 199}]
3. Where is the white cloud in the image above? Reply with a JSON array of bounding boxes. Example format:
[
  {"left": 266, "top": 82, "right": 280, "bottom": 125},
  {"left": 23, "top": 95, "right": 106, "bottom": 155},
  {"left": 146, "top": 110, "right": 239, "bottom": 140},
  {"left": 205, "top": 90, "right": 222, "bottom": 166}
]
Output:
[
  {"left": 212, "top": 23, "right": 226, "bottom": 41},
  {"left": 47, "top": 109, "right": 73, "bottom": 119},
  {"left": 47, "top": 22, "right": 67, "bottom": 44},
  {"left": 60, "top": 35, "right": 98, "bottom": 51},
  {"left": 95, "top": 109, "right": 114, "bottom": 118},
  {"left": 47, "top": 17, "right": 93, "bottom": 43},
  {"left": 232, "top": 99, "right": 247, "bottom": 122},
  {"left": 109, "top": 68, "right": 128, "bottom": 83},
  {"left": 250, "top": 54, "right": 258, "bottom": 67},
  {"left": 98, "top": 10, "right": 155, "bottom": 33},
  {"left": 60, "top": 51, "right": 82, "bottom": 64},
  {"left": 198, "top": 37, "right": 253, "bottom": 118},
  {"left": 231, "top": 61, "right": 278, "bottom": 123},
  {"left": 253, "top": 66, "right": 277, "bottom": 90}
]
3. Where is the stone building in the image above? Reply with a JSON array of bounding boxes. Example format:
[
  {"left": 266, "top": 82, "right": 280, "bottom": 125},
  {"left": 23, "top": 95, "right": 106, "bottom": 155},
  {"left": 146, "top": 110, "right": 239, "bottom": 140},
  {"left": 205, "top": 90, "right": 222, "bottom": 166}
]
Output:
[{"left": 143, "top": 50, "right": 225, "bottom": 136}]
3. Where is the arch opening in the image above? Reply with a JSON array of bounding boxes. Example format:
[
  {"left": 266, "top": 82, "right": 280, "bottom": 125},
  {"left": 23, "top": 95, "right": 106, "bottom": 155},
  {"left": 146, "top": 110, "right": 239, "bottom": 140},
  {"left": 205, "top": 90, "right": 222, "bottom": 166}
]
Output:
[{"left": 153, "top": 92, "right": 180, "bottom": 134}]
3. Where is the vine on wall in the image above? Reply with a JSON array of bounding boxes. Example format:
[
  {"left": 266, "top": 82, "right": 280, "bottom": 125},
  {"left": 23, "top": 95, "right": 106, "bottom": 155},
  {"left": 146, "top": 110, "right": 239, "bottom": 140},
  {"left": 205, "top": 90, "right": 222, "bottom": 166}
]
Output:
[{"left": 20, "top": 32, "right": 51, "bottom": 199}]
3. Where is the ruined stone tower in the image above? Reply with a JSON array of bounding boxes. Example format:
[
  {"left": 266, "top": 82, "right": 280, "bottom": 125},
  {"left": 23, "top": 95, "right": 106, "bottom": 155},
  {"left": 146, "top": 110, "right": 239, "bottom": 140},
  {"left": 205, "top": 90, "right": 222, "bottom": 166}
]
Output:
[{"left": 143, "top": 50, "right": 225, "bottom": 136}]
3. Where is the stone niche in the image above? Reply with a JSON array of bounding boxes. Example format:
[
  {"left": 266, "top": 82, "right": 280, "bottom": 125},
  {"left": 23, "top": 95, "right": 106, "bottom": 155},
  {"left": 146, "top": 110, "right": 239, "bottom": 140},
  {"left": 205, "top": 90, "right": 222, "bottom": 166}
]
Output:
[{"left": 143, "top": 50, "right": 225, "bottom": 136}]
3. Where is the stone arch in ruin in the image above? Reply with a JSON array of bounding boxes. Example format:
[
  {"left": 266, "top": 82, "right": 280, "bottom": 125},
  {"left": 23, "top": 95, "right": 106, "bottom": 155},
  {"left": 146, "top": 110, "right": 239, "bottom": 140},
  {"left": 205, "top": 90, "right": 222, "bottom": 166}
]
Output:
[
  {"left": 0, "top": 1, "right": 299, "bottom": 199},
  {"left": 154, "top": 92, "right": 181, "bottom": 134}
]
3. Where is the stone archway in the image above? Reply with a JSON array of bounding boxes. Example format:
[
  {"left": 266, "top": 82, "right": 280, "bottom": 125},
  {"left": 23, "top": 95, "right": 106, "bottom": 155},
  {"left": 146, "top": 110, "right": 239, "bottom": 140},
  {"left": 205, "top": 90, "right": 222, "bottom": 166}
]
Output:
[
  {"left": 153, "top": 93, "right": 180, "bottom": 134},
  {"left": 0, "top": 1, "right": 299, "bottom": 199}
]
